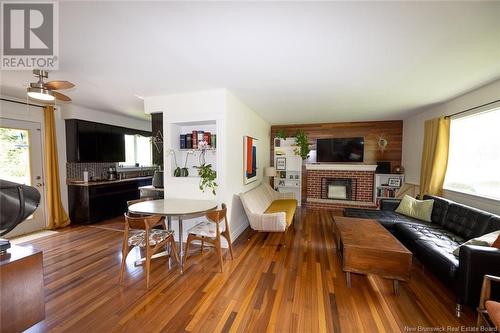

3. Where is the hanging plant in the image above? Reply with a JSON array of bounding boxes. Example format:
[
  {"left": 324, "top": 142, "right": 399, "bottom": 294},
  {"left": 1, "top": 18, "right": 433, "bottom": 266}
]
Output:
[
  {"left": 294, "top": 130, "right": 311, "bottom": 160},
  {"left": 168, "top": 149, "right": 182, "bottom": 177},
  {"left": 195, "top": 163, "right": 218, "bottom": 195},
  {"left": 275, "top": 128, "right": 288, "bottom": 140}
]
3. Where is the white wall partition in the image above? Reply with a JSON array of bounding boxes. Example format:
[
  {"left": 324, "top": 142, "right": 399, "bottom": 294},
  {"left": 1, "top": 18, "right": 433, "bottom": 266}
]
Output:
[{"left": 144, "top": 89, "right": 271, "bottom": 241}]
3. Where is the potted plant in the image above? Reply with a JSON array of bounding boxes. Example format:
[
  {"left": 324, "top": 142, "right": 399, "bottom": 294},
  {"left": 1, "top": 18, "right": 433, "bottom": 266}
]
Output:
[
  {"left": 275, "top": 129, "right": 288, "bottom": 147},
  {"left": 195, "top": 163, "right": 217, "bottom": 195},
  {"left": 294, "top": 130, "right": 310, "bottom": 160}
]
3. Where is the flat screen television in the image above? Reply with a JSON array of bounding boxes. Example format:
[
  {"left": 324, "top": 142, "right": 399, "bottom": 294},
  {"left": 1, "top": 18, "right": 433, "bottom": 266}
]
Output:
[{"left": 316, "top": 137, "right": 364, "bottom": 163}]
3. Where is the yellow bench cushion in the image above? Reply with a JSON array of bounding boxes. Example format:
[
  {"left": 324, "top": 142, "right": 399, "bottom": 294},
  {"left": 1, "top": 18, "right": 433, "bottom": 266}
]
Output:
[{"left": 264, "top": 199, "right": 297, "bottom": 227}]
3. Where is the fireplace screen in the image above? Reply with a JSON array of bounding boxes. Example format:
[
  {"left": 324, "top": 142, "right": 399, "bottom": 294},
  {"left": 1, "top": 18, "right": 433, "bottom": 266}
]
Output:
[
  {"left": 321, "top": 178, "right": 357, "bottom": 201},
  {"left": 328, "top": 185, "right": 347, "bottom": 199}
]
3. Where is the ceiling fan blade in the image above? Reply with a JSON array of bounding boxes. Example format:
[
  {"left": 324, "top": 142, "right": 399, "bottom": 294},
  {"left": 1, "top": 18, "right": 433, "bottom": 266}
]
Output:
[
  {"left": 53, "top": 91, "right": 72, "bottom": 102},
  {"left": 45, "top": 80, "right": 75, "bottom": 90}
]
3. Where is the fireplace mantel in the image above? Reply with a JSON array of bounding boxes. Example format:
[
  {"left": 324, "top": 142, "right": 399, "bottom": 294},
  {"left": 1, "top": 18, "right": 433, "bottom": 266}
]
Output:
[{"left": 305, "top": 164, "right": 377, "bottom": 172}]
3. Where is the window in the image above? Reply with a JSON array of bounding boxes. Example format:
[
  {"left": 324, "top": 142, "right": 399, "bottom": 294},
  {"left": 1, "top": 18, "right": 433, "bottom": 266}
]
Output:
[
  {"left": 122, "top": 134, "right": 152, "bottom": 167},
  {"left": 444, "top": 106, "right": 500, "bottom": 200}
]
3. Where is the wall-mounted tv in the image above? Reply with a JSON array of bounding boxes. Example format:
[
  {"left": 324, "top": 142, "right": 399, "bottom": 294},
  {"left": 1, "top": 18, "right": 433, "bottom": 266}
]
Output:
[{"left": 316, "top": 137, "right": 364, "bottom": 163}]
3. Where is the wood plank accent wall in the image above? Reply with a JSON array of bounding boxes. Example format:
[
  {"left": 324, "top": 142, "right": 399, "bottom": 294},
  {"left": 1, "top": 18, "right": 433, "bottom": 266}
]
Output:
[{"left": 270, "top": 121, "right": 403, "bottom": 203}]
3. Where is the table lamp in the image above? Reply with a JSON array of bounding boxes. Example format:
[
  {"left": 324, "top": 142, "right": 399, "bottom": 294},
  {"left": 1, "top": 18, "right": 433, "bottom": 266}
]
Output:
[{"left": 264, "top": 167, "right": 277, "bottom": 189}]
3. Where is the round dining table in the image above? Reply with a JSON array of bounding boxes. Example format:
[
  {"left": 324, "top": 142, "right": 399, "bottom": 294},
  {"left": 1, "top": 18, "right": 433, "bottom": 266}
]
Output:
[{"left": 128, "top": 198, "right": 218, "bottom": 273}]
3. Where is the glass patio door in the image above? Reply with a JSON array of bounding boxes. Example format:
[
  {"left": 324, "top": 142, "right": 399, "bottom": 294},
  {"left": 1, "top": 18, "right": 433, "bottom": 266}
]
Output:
[{"left": 0, "top": 118, "right": 46, "bottom": 237}]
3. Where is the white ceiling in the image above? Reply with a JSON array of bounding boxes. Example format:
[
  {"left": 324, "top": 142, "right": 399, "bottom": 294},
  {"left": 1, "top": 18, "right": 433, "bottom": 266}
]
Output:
[{"left": 1, "top": 1, "right": 499, "bottom": 124}]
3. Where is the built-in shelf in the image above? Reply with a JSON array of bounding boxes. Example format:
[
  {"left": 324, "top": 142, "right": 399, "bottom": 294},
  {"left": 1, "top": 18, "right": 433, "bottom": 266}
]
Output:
[
  {"left": 274, "top": 137, "right": 302, "bottom": 205},
  {"left": 374, "top": 173, "right": 405, "bottom": 206}
]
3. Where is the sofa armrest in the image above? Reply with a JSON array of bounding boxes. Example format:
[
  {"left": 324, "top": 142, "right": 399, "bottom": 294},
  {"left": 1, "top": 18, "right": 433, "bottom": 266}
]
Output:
[
  {"left": 379, "top": 198, "right": 401, "bottom": 211},
  {"left": 249, "top": 212, "right": 287, "bottom": 232},
  {"left": 457, "top": 245, "right": 500, "bottom": 306}
]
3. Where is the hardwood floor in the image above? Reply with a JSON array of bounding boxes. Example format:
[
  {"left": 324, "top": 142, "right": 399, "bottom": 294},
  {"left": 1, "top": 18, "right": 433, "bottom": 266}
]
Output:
[{"left": 20, "top": 208, "right": 475, "bottom": 332}]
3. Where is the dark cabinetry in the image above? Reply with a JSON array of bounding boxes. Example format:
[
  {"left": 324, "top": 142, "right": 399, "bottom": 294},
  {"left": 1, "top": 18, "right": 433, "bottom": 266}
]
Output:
[
  {"left": 68, "top": 178, "right": 152, "bottom": 224},
  {"left": 65, "top": 119, "right": 150, "bottom": 163},
  {"left": 151, "top": 113, "right": 163, "bottom": 167}
]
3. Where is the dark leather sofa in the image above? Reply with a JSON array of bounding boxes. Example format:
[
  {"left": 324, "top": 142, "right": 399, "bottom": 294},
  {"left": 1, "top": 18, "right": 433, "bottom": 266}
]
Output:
[{"left": 344, "top": 195, "right": 500, "bottom": 316}]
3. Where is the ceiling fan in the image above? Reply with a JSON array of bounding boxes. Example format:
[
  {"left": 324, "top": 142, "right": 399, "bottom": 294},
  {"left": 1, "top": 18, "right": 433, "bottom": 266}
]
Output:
[{"left": 27, "top": 69, "right": 75, "bottom": 103}]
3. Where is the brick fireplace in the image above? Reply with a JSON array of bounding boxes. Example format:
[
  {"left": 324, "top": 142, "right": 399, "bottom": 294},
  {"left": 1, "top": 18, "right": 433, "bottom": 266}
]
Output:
[{"left": 306, "top": 164, "right": 377, "bottom": 209}]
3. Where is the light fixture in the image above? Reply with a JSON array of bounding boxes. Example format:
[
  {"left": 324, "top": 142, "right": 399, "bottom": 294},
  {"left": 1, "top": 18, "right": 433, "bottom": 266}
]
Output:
[{"left": 27, "top": 87, "right": 55, "bottom": 102}]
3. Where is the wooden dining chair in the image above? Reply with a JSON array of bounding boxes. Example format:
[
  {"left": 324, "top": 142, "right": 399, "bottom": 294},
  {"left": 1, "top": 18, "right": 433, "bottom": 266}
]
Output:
[
  {"left": 477, "top": 274, "right": 500, "bottom": 329},
  {"left": 127, "top": 197, "right": 167, "bottom": 229},
  {"left": 184, "top": 203, "right": 234, "bottom": 272},
  {"left": 119, "top": 213, "right": 179, "bottom": 289}
]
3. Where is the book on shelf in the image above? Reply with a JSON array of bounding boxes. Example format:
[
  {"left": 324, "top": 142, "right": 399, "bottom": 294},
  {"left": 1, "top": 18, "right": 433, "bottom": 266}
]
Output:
[
  {"left": 197, "top": 131, "right": 204, "bottom": 144},
  {"left": 180, "top": 134, "right": 186, "bottom": 149},
  {"left": 192, "top": 130, "right": 198, "bottom": 149},
  {"left": 377, "top": 187, "right": 398, "bottom": 198},
  {"left": 203, "top": 132, "right": 211, "bottom": 145},
  {"left": 186, "top": 135, "right": 192, "bottom": 149},
  {"left": 211, "top": 134, "right": 216, "bottom": 148}
]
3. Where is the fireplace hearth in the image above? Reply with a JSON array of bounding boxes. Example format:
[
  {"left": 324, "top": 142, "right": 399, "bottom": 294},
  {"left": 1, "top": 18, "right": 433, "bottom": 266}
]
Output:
[{"left": 321, "top": 178, "right": 356, "bottom": 201}]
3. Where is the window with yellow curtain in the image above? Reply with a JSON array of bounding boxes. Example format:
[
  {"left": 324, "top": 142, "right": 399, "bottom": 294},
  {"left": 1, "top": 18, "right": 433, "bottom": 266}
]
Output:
[{"left": 444, "top": 106, "right": 500, "bottom": 200}]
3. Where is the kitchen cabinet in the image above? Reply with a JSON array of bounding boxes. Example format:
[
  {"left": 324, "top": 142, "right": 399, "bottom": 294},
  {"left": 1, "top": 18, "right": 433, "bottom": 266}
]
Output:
[
  {"left": 65, "top": 119, "right": 150, "bottom": 163},
  {"left": 68, "top": 177, "right": 152, "bottom": 224}
]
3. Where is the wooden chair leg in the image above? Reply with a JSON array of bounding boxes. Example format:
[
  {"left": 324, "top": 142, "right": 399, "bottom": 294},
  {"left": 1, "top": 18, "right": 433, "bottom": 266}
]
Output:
[
  {"left": 119, "top": 243, "right": 130, "bottom": 284},
  {"left": 224, "top": 232, "right": 234, "bottom": 260},
  {"left": 170, "top": 237, "right": 180, "bottom": 266},
  {"left": 184, "top": 234, "right": 193, "bottom": 269},
  {"left": 215, "top": 239, "right": 224, "bottom": 273},
  {"left": 145, "top": 248, "right": 152, "bottom": 289},
  {"left": 201, "top": 238, "right": 204, "bottom": 253}
]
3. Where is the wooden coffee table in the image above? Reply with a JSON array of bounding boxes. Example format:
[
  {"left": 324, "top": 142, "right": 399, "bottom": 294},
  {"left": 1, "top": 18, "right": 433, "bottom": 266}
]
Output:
[{"left": 333, "top": 216, "right": 412, "bottom": 295}]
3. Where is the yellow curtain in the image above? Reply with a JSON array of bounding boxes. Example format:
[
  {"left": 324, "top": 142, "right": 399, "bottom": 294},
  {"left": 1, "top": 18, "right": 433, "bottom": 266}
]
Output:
[
  {"left": 419, "top": 117, "right": 451, "bottom": 197},
  {"left": 44, "top": 105, "right": 70, "bottom": 229}
]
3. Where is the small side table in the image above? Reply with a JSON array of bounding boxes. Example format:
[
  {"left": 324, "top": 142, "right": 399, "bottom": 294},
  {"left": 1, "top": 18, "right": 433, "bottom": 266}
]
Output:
[{"left": 0, "top": 245, "right": 45, "bottom": 333}]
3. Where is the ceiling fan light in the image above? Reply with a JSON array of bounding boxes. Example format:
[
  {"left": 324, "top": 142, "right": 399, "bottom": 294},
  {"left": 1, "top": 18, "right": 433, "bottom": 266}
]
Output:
[{"left": 27, "top": 87, "right": 55, "bottom": 101}]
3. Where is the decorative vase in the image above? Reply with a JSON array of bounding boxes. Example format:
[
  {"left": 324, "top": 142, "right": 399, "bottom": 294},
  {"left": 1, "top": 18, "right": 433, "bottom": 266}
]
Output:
[
  {"left": 152, "top": 170, "right": 163, "bottom": 188},
  {"left": 180, "top": 168, "right": 189, "bottom": 177}
]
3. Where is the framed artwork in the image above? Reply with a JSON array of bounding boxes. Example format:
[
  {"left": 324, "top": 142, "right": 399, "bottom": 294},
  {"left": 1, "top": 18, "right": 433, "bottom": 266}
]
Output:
[
  {"left": 388, "top": 177, "right": 401, "bottom": 187},
  {"left": 276, "top": 157, "right": 286, "bottom": 170},
  {"left": 243, "top": 136, "right": 258, "bottom": 184}
]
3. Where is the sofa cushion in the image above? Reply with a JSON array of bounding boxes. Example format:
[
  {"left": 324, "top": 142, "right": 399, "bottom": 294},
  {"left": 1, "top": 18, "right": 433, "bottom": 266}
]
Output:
[
  {"left": 344, "top": 208, "right": 425, "bottom": 231},
  {"left": 422, "top": 194, "right": 452, "bottom": 226},
  {"left": 453, "top": 230, "right": 500, "bottom": 256},
  {"left": 413, "top": 239, "right": 460, "bottom": 282},
  {"left": 442, "top": 203, "right": 493, "bottom": 240},
  {"left": 395, "top": 195, "right": 434, "bottom": 222},
  {"left": 486, "top": 301, "right": 500, "bottom": 328},
  {"left": 393, "top": 222, "right": 460, "bottom": 281},
  {"left": 264, "top": 199, "right": 297, "bottom": 227},
  {"left": 240, "top": 184, "right": 275, "bottom": 214},
  {"left": 484, "top": 215, "right": 500, "bottom": 235}
]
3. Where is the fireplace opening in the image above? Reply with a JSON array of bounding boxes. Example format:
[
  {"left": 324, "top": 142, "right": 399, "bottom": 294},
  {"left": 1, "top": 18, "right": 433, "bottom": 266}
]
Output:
[{"left": 321, "top": 178, "right": 357, "bottom": 201}]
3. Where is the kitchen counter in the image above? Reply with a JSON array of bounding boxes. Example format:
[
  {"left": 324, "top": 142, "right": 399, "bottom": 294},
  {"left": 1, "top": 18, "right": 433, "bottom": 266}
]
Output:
[
  {"left": 67, "top": 176, "right": 153, "bottom": 224},
  {"left": 67, "top": 176, "right": 153, "bottom": 187}
]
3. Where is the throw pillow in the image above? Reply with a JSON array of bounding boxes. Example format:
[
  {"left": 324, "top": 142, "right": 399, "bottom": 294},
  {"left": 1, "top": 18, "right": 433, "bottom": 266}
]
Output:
[
  {"left": 492, "top": 234, "right": 500, "bottom": 249},
  {"left": 395, "top": 195, "right": 434, "bottom": 222},
  {"left": 453, "top": 230, "right": 500, "bottom": 257}
]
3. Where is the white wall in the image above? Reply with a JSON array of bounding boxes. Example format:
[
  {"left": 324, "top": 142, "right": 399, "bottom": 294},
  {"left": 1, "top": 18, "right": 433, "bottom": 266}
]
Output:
[
  {"left": 402, "top": 79, "right": 500, "bottom": 214},
  {"left": 145, "top": 89, "right": 270, "bottom": 242},
  {"left": 223, "top": 91, "right": 270, "bottom": 238},
  {"left": 1, "top": 96, "right": 151, "bottom": 226}
]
